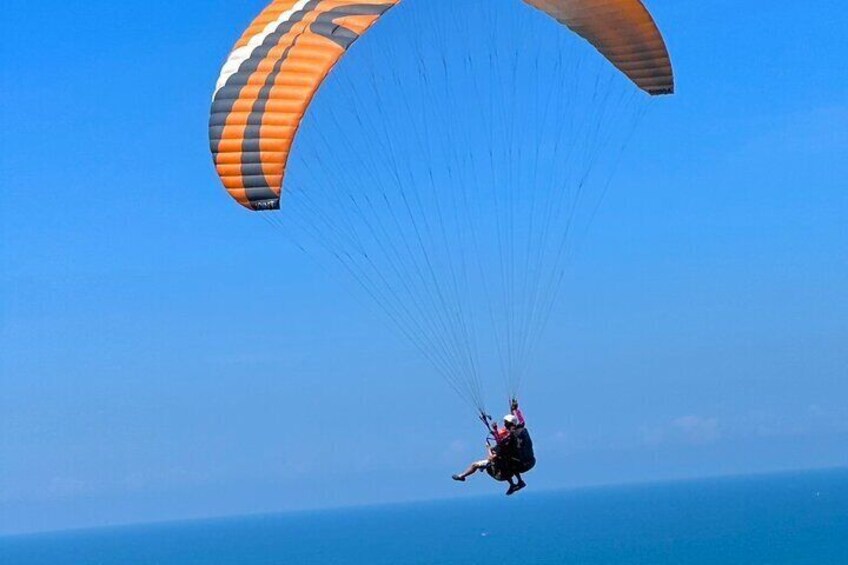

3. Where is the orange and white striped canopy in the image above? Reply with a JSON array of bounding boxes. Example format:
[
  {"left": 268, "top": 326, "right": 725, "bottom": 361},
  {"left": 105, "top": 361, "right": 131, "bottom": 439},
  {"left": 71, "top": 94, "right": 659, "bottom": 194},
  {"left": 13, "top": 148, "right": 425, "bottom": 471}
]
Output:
[{"left": 209, "top": 0, "right": 673, "bottom": 211}]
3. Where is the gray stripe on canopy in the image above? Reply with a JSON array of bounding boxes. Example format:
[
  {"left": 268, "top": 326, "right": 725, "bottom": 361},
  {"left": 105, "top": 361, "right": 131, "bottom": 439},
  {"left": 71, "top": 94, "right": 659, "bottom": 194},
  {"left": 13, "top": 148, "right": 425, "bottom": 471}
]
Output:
[{"left": 310, "top": 3, "right": 395, "bottom": 49}]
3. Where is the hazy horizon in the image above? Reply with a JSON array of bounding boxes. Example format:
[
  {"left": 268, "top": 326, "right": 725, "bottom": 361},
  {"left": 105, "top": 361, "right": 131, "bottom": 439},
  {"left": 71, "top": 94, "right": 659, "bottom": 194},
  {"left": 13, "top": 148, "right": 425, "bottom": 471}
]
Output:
[{"left": 4, "top": 467, "right": 846, "bottom": 538}]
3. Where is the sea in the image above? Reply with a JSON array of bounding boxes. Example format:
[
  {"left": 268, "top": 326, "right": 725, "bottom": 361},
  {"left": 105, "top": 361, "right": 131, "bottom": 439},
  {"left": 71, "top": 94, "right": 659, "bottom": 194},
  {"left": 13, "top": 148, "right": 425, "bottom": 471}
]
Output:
[{"left": 2, "top": 469, "right": 846, "bottom": 564}]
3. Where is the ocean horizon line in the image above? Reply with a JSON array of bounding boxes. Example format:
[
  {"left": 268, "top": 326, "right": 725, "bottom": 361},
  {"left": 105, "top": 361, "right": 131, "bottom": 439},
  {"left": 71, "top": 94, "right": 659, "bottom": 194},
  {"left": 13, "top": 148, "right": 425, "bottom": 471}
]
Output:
[{"left": 4, "top": 465, "right": 845, "bottom": 540}]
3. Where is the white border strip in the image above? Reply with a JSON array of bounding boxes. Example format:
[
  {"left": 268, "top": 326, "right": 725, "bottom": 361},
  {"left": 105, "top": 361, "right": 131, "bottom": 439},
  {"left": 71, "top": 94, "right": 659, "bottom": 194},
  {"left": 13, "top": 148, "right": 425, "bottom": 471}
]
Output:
[{"left": 213, "top": 0, "right": 313, "bottom": 98}]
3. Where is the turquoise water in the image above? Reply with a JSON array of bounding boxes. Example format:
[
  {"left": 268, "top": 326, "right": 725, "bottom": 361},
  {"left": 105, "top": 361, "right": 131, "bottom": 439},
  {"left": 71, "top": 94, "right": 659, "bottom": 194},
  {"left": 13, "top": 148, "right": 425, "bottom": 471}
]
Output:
[{"left": 3, "top": 470, "right": 847, "bottom": 564}]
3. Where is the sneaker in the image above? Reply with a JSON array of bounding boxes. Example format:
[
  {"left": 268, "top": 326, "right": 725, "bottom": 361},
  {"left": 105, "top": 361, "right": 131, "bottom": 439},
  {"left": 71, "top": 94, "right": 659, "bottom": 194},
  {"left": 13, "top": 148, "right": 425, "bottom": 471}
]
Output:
[
  {"left": 452, "top": 474, "right": 466, "bottom": 482},
  {"left": 514, "top": 480, "right": 527, "bottom": 493},
  {"left": 506, "top": 484, "right": 518, "bottom": 496}
]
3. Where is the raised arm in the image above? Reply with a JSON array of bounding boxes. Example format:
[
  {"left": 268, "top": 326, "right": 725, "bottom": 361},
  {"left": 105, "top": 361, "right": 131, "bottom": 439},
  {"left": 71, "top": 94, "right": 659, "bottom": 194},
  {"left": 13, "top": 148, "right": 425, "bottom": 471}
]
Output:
[
  {"left": 514, "top": 408, "right": 525, "bottom": 426},
  {"left": 511, "top": 399, "right": 525, "bottom": 426}
]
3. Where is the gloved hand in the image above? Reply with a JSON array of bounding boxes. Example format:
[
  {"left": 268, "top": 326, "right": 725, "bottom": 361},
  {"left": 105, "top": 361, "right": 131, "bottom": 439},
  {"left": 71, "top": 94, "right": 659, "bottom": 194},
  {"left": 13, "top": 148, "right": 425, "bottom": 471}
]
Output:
[{"left": 510, "top": 398, "right": 519, "bottom": 411}]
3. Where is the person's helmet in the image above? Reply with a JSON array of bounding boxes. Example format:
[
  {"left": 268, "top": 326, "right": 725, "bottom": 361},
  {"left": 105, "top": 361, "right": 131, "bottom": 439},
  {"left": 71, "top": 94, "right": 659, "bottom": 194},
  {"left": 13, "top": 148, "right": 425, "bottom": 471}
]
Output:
[{"left": 504, "top": 414, "right": 519, "bottom": 427}]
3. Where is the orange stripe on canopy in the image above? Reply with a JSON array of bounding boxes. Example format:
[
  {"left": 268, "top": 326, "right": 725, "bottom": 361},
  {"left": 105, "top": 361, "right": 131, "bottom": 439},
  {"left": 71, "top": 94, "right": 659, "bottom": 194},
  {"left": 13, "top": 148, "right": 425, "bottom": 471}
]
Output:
[{"left": 523, "top": 0, "right": 674, "bottom": 94}]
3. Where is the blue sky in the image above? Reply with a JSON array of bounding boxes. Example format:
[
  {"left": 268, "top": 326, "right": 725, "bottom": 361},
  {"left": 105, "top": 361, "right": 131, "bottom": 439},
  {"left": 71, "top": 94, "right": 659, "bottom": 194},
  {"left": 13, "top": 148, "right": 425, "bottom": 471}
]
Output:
[{"left": 1, "top": 0, "right": 846, "bottom": 535}]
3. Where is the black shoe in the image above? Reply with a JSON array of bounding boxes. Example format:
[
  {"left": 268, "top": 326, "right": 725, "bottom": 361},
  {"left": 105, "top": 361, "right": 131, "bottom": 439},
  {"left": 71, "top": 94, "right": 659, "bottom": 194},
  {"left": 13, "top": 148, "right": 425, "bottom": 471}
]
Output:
[
  {"left": 513, "top": 480, "right": 527, "bottom": 493},
  {"left": 506, "top": 484, "right": 518, "bottom": 496},
  {"left": 452, "top": 474, "right": 466, "bottom": 482}
]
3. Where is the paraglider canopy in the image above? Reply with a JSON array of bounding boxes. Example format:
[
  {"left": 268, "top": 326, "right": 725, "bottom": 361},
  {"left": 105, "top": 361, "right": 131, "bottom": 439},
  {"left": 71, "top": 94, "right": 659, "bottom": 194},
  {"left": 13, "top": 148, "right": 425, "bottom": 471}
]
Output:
[{"left": 209, "top": 0, "right": 673, "bottom": 212}]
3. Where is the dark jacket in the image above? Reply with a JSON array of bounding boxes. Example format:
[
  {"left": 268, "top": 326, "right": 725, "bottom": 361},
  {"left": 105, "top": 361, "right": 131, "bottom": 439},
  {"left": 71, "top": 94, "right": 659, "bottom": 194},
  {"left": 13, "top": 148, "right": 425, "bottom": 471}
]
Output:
[
  {"left": 511, "top": 427, "right": 535, "bottom": 473},
  {"left": 496, "top": 426, "right": 535, "bottom": 475}
]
